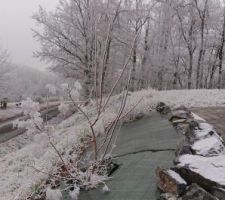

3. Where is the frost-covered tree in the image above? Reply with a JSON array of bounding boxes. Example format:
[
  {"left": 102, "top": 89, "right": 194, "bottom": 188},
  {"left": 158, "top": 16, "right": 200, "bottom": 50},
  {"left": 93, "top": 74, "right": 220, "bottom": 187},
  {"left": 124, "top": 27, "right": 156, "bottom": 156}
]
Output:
[
  {"left": 14, "top": 98, "right": 44, "bottom": 134},
  {"left": 34, "top": 0, "right": 225, "bottom": 90},
  {"left": 33, "top": 0, "right": 153, "bottom": 97},
  {"left": 0, "top": 46, "right": 10, "bottom": 96}
]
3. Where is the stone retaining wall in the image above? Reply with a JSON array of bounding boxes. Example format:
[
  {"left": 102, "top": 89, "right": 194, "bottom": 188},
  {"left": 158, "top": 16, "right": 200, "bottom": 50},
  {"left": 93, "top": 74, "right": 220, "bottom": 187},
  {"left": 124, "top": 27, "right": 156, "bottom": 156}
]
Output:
[{"left": 156, "top": 102, "right": 225, "bottom": 200}]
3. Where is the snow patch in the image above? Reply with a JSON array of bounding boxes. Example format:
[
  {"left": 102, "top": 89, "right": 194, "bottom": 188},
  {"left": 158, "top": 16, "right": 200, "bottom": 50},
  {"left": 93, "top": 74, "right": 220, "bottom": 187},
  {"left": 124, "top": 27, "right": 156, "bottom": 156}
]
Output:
[
  {"left": 192, "top": 136, "right": 225, "bottom": 156},
  {"left": 191, "top": 113, "right": 205, "bottom": 122},
  {"left": 167, "top": 170, "right": 187, "bottom": 184}
]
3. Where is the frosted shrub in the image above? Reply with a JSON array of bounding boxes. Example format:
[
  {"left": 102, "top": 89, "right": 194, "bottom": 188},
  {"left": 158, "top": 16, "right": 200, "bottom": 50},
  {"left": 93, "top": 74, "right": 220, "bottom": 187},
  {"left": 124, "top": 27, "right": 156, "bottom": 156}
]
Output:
[
  {"left": 21, "top": 97, "right": 40, "bottom": 116},
  {"left": 71, "top": 90, "right": 80, "bottom": 102},
  {"left": 13, "top": 98, "right": 43, "bottom": 134},
  {"left": 69, "top": 81, "right": 82, "bottom": 102},
  {"left": 46, "top": 84, "right": 57, "bottom": 95},
  {"left": 58, "top": 102, "right": 70, "bottom": 116},
  {"left": 61, "top": 83, "right": 69, "bottom": 91},
  {"left": 74, "top": 80, "right": 82, "bottom": 91}
]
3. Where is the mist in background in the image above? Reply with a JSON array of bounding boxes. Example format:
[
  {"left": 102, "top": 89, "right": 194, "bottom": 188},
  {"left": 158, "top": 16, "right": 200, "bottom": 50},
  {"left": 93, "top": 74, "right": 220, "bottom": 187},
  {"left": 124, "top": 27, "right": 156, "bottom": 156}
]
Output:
[{"left": 0, "top": 0, "right": 59, "bottom": 70}]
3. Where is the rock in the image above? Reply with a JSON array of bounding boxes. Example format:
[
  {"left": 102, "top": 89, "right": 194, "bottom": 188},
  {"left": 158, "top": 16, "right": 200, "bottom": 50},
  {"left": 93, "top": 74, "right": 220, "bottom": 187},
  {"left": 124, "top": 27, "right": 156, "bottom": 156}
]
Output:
[
  {"left": 175, "top": 167, "right": 218, "bottom": 191},
  {"left": 169, "top": 110, "right": 190, "bottom": 122},
  {"left": 182, "top": 184, "right": 217, "bottom": 200},
  {"left": 159, "top": 193, "right": 178, "bottom": 200},
  {"left": 156, "top": 102, "right": 166, "bottom": 112},
  {"left": 212, "top": 187, "right": 225, "bottom": 200},
  {"left": 156, "top": 102, "right": 171, "bottom": 115},
  {"left": 162, "top": 106, "right": 171, "bottom": 115},
  {"left": 171, "top": 119, "right": 187, "bottom": 126},
  {"left": 156, "top": 167, "right": 187, "bottom": 195},
  {"left": 134, "top": 113, "right": 145, "bottom": 121},
  {"left": 175, "top": 139, "right": 193, "bottom": 157},
  {"left": 188, "top": 120, "right": 199, "bottom": 130}
]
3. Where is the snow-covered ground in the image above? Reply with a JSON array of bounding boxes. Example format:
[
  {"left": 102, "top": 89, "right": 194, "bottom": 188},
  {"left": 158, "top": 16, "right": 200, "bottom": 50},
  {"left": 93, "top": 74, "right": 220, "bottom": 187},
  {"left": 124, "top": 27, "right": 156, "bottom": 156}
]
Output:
[
  {"left": 0, "top": 101, "right": 59, "bottom": 124},
  {"left": 0, "top": 89, "right": 225, "bottom": 199},
  {"left": 0, "top": 103, "right": 22, "bottom": 122}
]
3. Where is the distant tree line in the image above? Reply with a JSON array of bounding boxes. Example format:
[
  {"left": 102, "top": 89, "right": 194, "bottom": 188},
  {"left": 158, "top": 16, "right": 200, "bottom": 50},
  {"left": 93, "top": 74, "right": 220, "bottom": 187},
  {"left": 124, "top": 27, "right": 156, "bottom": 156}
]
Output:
[{"left": 33, "top": 0, "right": 225, "bottom": 97}]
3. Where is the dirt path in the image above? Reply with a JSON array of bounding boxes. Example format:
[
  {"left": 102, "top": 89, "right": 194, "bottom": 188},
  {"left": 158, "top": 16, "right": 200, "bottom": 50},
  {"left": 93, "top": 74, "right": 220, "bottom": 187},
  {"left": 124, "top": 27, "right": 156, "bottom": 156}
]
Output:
[{"left": 191, "top": 107, "right": 225, "bottom": 137}]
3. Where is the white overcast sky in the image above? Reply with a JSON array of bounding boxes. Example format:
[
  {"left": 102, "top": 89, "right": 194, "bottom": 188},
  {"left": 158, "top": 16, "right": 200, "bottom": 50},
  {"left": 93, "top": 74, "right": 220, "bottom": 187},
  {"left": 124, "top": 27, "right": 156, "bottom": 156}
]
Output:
[{"left": 0, "top": 0, "right": 59, "bottom": 70}]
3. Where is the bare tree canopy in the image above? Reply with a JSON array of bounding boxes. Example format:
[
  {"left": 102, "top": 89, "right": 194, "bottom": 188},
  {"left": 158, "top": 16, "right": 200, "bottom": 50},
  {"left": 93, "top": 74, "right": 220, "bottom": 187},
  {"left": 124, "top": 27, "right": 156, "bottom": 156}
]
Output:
[
  {"left": 34, "top": 0, "right": 225, "bottom": 95},
  {"left": 0, "top": 46, "right": 10, "bottom": 90}
]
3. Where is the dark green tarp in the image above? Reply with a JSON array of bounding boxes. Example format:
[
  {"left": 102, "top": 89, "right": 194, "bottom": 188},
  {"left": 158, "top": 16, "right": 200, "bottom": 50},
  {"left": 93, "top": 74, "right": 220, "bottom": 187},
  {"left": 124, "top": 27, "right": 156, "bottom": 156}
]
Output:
[{"left": 76, "top": 112, "right": 181, "bottom": 200}]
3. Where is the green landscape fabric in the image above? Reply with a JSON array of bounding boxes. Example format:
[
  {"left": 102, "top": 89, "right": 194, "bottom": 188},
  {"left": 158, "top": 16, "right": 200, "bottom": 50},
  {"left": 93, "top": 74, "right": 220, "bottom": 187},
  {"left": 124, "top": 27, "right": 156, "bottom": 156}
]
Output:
[{"left": 73, "top": 112, "right": 181, "bottom": 200}]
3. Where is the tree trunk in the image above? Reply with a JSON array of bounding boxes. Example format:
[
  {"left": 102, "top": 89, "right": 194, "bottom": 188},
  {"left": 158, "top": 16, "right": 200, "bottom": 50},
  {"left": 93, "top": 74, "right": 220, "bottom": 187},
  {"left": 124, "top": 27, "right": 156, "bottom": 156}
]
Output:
[
  {"left": 140, "top": 20, "right": 150, "bottom": 89},
  {"left": 83, "top": 68, "right": 92, "bottom": 99},
  {"left": 217, "top": 11, "right": 225, "bottom": 89},
  {"left": 131, "top": 41, "right": 137, "bottom": 92},
  {"left": 188, "top": 51, "right": 193, "bottom": 89}
]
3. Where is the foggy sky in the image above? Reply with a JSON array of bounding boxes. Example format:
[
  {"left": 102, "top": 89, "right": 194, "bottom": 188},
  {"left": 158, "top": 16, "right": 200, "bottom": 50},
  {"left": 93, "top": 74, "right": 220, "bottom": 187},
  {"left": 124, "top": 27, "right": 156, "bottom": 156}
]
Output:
[{"left": 0, "top": 0, "right": 59, "bottom": 70}]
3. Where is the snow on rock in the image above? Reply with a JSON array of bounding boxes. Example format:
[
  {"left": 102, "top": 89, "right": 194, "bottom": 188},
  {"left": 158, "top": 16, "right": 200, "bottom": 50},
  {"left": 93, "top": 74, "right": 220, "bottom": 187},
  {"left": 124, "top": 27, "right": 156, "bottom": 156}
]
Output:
[
  {"left": 156, "top": 167, "right": 187, "bottom": 195},
  {"left": 193, "top": 127, "right": 215, "bottom": 139},
  {"left": 192, "top": 136, "right": 225, "bottom": 156},
  {"left": 178, "top": 154, "right": 225, "bottom": 186},
  {"left": 191, "top": 112, "right": 206, "bottom": 122},
  {"left": 177, "top": 112, "right": 225, "bottom": 188},
  {"left": 167, "top": 170, "right": 187, "bottom": 185},
  {"left": 191, "top": 113, "right": 225, "bottom": 156}
]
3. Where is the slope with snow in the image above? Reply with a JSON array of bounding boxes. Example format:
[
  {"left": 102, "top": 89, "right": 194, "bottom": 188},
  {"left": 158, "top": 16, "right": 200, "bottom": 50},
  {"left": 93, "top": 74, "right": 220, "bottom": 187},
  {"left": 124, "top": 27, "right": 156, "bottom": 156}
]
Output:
[{"left": 0, "top": 89, "right": 225, "bottom": 199}]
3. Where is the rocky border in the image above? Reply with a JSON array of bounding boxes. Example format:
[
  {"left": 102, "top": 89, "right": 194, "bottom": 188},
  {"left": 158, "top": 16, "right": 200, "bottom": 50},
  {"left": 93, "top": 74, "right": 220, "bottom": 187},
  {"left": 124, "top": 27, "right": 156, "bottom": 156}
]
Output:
[{"left": 156, "top": 102, "right": 225, "bottom": 200}]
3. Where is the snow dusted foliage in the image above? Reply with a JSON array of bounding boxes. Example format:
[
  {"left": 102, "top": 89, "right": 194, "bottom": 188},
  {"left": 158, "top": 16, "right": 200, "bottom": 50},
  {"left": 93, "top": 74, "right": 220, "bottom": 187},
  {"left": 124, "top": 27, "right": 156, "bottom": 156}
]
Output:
[
  {"left": 21, "top": 97, "right": 40, "bottom": 116},
  {"left": 46, "top": 188, "right": 62, "bottom": 200},
  {"left": 13, "top": 98, "right": 43, "bottom": 134},
  {"left": 61, "top": 83, "right": 69, "bottom": 91},
  {"left": 69, "top": 186, "right": 80, "bottom": 200},
  {"left": 88, "top": 173, "right": 108, "bottom": 188},
  {"left": 31, "top": 132, "right": 49, "bottom": 158},
  {"left": 60, "top": 81, "right": 81, "bottom": 102},
  {"left": 58, "top": 102, "right": 70, "bottom": 116},
  {"left": 46, "top": 84, "right": 57, "bottom": 95},
  {"left": 71, "top": 90, "right": 80, "bottom": 102},
  {"left": 74, "top": 80, "right": 82, "bottom": 91},
  {"left": 70, "top": 81, "right": 82, "bottom": 102}
]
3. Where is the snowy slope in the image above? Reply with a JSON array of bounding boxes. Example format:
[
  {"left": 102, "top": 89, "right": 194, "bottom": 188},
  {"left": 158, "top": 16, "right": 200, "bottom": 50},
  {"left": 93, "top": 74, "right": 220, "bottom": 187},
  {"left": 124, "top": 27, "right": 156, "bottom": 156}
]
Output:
[{"left": 0, "top": 89, "right": 225, "bottom": 199}]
